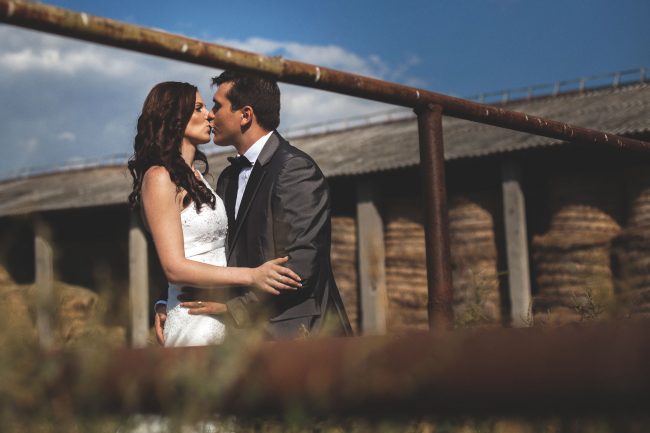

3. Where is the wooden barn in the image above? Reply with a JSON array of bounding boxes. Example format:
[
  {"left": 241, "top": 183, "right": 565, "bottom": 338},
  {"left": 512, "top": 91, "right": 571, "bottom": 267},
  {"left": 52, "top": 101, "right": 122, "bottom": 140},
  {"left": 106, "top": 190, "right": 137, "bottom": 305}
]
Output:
[{"left": 1, "top": 80, "right": 649, "bottom": 344}]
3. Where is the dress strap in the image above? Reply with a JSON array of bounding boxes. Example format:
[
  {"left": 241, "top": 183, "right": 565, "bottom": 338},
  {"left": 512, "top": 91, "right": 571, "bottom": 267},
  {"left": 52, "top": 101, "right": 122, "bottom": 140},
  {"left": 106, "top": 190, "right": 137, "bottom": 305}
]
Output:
[{"left": 193, "top": 168, "right": 217, "bottom": 194}]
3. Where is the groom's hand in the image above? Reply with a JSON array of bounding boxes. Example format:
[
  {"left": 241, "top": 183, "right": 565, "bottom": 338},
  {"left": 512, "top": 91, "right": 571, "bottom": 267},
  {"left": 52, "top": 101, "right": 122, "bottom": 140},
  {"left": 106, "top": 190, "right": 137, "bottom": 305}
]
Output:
[
  {"left": 154, "top": 304, "right": 167, "bottom": 346},
  {"left": 178, "top": 287, "right": 228, "bottom": 316},
  {"left": 181, "top": 301, "right": 227, "bottom": 316}
]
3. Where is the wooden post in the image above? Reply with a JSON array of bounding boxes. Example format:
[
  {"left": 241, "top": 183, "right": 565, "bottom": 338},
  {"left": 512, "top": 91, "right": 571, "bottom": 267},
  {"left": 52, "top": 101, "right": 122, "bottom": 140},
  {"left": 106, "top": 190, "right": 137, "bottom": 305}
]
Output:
[
  {"left": 129, "top": 213, "right": 149, "bottom": 347},
  {"left": 34, "top": 215, "right": 54, "bottom": 348},
  {"left": 356, "top": 179, "right": 388, "bottom": 335},
  {"left": 501, "top": 159, "right": 532, "bottom": 327}
]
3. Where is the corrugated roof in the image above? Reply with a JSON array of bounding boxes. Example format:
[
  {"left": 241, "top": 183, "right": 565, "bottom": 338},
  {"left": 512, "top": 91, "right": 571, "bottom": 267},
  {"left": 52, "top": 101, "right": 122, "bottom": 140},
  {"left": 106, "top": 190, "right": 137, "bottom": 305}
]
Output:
[
  {"left": 1, "top": 83, "right": 648, "bottom": 217},
  {"left": 293, "top": 82, "right": 650, "bottom": 176}
]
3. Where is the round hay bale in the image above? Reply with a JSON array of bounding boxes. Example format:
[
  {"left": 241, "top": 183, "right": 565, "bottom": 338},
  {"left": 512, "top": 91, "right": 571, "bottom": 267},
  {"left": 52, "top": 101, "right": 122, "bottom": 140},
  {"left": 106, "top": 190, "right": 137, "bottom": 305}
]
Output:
[
  {"left": 452, "top": 258, "right": 501, "bottom": 326},
  {"left": 532, "top": 232, "right": 614, "bottom": 324},
  {"left": 547, "top": 174, "right": 622, "bottom": 235},
  {"left": 448, "top": 194, "right": 499, "bottom": 261},
  {"left": 330, "top": 216, "right": 358, "bottom": 333},
  {"left": 384, "top": 193, "right": 502, "bottom": 331},
  {"left": 0, "top": 263, "right": 13, "bottom": 286},
  {"left": 533, "top": 306, "right": 583, "bottom": 326},
  {"left": 611, "top": 226, "right": 650, "bottom": 317},
  {"left": 384, "top": 198, "right": 428, "bottom": 332},
  {"left": 0, "top": 285, "right": 38, "bottom": 343},
  {"left": 447, "top": 191, "right": 501, "bottom": 327},
  {"left": 0, "top": 281, "right": 126, "bottom": 347},
  {"left": 625, "top": 166, "right": 650, "bottom": 229}
]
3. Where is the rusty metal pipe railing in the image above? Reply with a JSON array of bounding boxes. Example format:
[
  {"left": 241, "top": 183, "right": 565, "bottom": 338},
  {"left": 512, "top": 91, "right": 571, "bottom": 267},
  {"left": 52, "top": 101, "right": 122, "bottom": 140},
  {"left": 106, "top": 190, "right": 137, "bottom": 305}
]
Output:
[
  {"left": 1, "top": 1, "right": 649, "bottom": 152},
  {"left": 416, "top": 105, "right": 454, "bottom": 330},
  {"left": 13, "top": 321, "right": 650, "bottom": 417}
]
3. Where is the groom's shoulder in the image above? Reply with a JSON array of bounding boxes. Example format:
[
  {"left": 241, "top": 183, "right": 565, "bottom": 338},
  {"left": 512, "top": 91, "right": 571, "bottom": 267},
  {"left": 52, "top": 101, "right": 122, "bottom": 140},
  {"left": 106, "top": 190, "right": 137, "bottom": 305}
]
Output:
[{"left": 274, "top": 134, "right": 319, "bottom": 169}]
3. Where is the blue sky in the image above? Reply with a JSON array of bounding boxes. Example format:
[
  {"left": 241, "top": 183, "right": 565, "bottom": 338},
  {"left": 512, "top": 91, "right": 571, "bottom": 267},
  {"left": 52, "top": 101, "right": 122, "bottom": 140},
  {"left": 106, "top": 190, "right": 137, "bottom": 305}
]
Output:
[{"left": 1, "top": 0, "right": 649, "bottom": 179}]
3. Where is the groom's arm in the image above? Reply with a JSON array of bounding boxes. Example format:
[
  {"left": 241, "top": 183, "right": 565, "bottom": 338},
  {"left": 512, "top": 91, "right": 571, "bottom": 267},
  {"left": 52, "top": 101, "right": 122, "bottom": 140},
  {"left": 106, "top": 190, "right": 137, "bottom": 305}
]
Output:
[{"left": 226, "top": 156, "right": 330, "bottom": 327}]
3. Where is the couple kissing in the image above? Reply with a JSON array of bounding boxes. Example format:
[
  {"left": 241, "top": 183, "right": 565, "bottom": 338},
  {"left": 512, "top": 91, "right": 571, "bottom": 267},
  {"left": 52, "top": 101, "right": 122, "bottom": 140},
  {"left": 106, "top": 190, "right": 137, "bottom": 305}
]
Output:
[{"left": 128, "top": 70, "right": 352, "bottom": 346}]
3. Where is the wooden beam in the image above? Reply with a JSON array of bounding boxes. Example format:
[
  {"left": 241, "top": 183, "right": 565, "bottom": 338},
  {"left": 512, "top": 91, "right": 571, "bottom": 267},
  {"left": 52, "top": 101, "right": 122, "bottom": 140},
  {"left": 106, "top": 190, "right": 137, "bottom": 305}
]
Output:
[
  {"left": 356, "top": 179, "right": 387, "bottom": 335},
  {"left": 501, "top": 159, "right": 532, "bottom": 327},
  {"left": 129, "top": 214, "right": 149, "bottom": 347},
  {"left": 34, "top": 215, "right": 54, "bottom": 348}
]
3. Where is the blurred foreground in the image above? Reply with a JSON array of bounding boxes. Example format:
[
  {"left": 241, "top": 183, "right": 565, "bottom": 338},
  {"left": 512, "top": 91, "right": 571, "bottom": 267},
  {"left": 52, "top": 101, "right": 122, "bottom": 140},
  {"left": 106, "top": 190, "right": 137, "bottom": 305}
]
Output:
[{"left": 0, "top": 273, "right": 648, "bottom": 433}]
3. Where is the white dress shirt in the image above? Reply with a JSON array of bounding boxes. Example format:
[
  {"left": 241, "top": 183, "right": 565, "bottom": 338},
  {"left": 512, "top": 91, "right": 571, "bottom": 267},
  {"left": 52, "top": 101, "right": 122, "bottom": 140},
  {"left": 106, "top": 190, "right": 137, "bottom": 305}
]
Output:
[{"left": 235, "top": 131, "right": 273, "bottom": 218}]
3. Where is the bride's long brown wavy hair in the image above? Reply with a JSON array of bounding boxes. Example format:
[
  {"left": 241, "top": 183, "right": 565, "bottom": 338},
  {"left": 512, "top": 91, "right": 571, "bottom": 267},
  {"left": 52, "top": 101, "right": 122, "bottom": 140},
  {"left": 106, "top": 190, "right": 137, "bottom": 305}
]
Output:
[{"left": 128, "top": 81, "right": 215, "bottom": 213}]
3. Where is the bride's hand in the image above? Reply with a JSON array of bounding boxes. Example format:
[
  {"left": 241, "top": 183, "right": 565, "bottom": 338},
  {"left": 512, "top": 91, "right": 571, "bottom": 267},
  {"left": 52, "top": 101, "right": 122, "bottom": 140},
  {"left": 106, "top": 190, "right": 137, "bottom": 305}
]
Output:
[{"left": 252, "top": 256, "right": 302, "bottom": 295}]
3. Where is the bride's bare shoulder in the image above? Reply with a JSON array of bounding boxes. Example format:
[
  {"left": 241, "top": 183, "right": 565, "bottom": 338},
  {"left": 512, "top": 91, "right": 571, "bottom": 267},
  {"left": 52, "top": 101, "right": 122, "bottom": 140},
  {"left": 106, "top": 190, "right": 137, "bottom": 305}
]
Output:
[{"left": 142, "top": 166, "right": 175, "bottom": 193}]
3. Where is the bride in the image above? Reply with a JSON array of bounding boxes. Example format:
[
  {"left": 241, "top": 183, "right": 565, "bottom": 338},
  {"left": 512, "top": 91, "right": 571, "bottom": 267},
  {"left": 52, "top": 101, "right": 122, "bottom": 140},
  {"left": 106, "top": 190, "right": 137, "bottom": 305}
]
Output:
[{"left": 127, "top": 81, "right": 301, "bottom": 347}]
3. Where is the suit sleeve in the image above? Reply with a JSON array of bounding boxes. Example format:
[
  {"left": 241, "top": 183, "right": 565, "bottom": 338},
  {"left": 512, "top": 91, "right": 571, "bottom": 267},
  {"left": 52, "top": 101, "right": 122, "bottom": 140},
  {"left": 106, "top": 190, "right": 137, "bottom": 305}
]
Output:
[{"left": 226, "top": 156, "right": 330, "bottom": 327}]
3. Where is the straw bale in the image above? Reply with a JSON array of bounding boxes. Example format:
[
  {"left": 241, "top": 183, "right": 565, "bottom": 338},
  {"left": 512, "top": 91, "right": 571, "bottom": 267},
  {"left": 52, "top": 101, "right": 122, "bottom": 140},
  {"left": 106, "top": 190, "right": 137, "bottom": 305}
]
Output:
[
  {"left": 611, "top": 226, "right": 650, "bottom": 317},
  {"left": 532, "top": 306, "right": 582, "bottom": 326},
  {"left": 0, "top": 281, "right": 126, "bottom": 346},
  {"left": 531, "top": 232, "right": 615, "bottom": 324},
  {"left": 388, "top": 287, "right": 428, "bottom": 309},
  {"left": 625, "top": 167, "right": 650, "bottom": 229},
  {"left": 547, "top": 174, "right": 622, "bottom": 235},
  {"left": 452, "top": 259, "right": 501, "bottom": 325},
  {"left": 532, "top": 231, "right": 615, "bottom": 250},
  {"left": 535, "top": 262, "right": 612, "bottom": 276},
  {"left": 0, "top": 263, "right": 13, "bottom": 285},
  {"left": 384, "top": 192, "right": 502, "bottom": 331},
  {"left": 330, "top": 215, "right": 358, "bottom": 333},
  {"left": 0, "top": 285, "right": 37, "bottom": 342}
]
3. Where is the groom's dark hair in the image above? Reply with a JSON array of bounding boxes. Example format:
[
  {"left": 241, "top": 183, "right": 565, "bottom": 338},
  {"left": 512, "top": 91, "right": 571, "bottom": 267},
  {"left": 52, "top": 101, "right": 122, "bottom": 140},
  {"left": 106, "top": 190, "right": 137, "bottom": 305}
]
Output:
[{"left": 212, "top": 70, "right": 280, "bottom": 131}]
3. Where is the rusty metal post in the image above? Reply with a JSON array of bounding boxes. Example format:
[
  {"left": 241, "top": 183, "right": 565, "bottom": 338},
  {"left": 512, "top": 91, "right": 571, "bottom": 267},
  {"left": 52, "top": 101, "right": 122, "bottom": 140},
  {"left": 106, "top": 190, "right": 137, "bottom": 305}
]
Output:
[
  {"left": 11, "top": 320, "right": 650, "bottom": 418},
  {"left": 415, "top": 104, "right": 454, "bottom": 331}
]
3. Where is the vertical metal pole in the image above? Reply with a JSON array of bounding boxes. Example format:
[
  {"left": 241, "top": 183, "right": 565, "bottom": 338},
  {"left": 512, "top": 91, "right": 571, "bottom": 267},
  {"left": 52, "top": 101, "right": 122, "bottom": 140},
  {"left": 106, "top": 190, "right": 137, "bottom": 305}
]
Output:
[
  {"left": 129, "top": 213, "right": 149, "bottom": 348},
  {"left": 34, "top": 215, "right": 54, "bottom": 348},
  {"left": 415, "top": 104, "right": 454, "bottom": 331}
]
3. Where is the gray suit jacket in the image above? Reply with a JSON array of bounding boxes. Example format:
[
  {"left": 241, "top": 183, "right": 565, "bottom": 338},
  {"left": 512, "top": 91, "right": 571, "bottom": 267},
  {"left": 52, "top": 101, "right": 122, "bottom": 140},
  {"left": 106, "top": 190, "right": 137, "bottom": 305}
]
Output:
[{"left": 217, "top": 132, "right": 352, "bottom": 339}]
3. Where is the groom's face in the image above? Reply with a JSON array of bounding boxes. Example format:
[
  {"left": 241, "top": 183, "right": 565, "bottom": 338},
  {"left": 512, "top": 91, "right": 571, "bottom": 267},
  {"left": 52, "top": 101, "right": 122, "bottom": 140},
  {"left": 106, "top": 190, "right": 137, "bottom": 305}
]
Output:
[{"left": 210, "top": 82, "right": 242, "bottom": 148}]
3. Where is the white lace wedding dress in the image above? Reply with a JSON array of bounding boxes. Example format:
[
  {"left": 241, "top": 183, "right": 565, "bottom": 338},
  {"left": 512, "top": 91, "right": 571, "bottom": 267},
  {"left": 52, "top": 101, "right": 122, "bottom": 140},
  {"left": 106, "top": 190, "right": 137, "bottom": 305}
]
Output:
[{"left": 164, "top": 172, "right": 228, "bottom": 347}]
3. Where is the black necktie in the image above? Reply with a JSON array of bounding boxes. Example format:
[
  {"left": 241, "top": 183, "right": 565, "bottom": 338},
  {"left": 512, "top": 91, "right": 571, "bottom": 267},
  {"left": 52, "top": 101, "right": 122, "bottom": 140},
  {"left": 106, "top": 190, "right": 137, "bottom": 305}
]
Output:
[{"left": 226, "top": 155, "right": 253, "bottom": 243}]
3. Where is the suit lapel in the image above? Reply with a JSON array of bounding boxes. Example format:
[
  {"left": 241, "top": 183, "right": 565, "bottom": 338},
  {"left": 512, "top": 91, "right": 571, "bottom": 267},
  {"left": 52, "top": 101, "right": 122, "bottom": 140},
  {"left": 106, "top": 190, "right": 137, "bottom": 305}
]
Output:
[
  {"left": 224, "top": 168, "right": 238, "bottom": 244},
  {"left": 227, "top": 132, "right": 282, "bottom": 261}
]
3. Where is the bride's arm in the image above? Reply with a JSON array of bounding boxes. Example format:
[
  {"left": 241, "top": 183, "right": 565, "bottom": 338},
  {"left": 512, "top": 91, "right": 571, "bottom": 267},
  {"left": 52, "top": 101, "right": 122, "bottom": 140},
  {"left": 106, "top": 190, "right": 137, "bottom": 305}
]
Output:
[{"left": 141, "top": 167, "right": 300, "bottom": 293}]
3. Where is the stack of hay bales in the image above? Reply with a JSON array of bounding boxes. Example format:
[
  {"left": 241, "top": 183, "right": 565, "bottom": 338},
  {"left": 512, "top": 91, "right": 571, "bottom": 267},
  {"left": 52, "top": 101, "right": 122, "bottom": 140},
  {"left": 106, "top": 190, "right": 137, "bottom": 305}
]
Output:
[
  {"left": 384, "top": 192, "right": 502, "bottom": 332},
  {"left": 610, "top": 168, "right": 650, "bottom": 318},
  {"left": 330, "top": 215, "right": 359, "bottom": 333},
  {"left": 448, "top": 193, "right": 501, "bottom": 327},
  {"left": 385, "top": 198, "right": 429, "bottom": 331},
  {"left": 531, "top": 174, "right": 621, "bottom": 325}
]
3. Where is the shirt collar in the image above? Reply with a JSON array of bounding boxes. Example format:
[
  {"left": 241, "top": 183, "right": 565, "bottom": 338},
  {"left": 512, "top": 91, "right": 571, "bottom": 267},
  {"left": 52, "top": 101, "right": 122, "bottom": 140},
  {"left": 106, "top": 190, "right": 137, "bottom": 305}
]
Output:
[{"left": 242, "top": 131, "right": 273, "bottom": 165}]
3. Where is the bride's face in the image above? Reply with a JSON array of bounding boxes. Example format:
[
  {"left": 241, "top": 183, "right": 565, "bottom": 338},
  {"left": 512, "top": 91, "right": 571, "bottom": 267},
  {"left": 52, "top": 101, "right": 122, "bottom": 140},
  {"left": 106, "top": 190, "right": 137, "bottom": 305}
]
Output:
[{"left": 183, "top": 92, "right": 212, "bottom": 146}]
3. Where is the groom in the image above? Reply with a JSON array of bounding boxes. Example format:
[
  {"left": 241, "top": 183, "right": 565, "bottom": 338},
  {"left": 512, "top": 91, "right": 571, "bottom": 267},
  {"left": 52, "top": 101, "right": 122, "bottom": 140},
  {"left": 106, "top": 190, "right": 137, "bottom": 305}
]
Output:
[{"left": 156, "top": 70, "right": 352, "bottom": 341}]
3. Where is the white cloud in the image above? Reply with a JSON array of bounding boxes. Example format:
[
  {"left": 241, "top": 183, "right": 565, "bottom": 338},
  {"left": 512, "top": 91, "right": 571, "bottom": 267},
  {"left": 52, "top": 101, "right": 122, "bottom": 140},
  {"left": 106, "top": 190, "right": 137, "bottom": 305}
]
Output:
[
  {"left": 57, "top": 131, "right": 76, "bottom": 143},
  {"left": 0, "top": 31, "right": 137, "bottom": 77},
  {"left": 0, "top": 26, "right": 425, "bottom": 178},
  {"left": 215, "top": 37, "right": 391, "bottom": 79}
]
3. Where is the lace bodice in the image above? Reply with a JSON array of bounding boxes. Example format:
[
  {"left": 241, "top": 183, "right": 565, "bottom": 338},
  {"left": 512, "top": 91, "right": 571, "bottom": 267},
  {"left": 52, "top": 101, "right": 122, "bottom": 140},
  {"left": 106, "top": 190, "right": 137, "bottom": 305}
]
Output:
[
  {"left": 164, "top": 170, "right": 228, "bottom": 347},
  {"left": 180, "top": 173, "right": 228, "bottom": 256}
]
